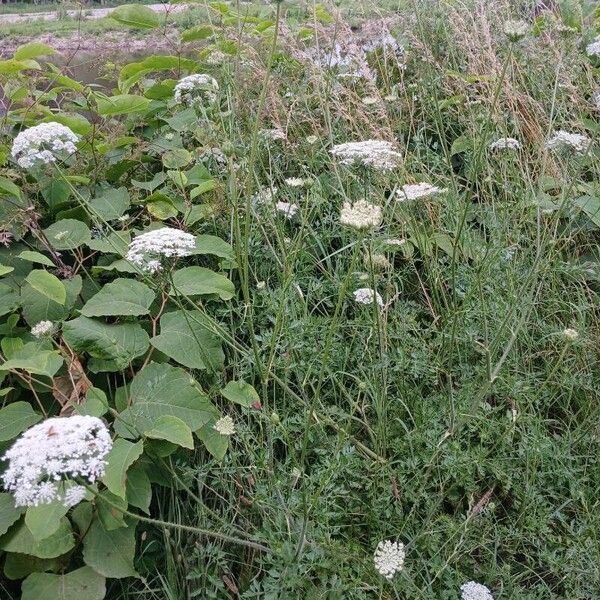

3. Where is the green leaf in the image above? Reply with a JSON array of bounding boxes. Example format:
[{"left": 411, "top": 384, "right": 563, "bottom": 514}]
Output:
[
  {"left": 181, "top": 25, "right": 214, "bottom": 42},
  {"left": 96, "top": 94, "right": 151, "bottom": 116},
  {"left": 25, "top": 501, "right": 69, "bottom": 541},
  {"left": 0, "top": 283, "right": 19, "bottom": 317},
  {"left": 24, "top": 270, "right": 66, "bottom": 305},
  {"left": 89, "top": 187, "right": 130, "bottom": 221},
  {"left": 221, "top": 380, "right": 260, "bottom": 408},
  {"left": 196, "top": 420, "right": 229, "bottom": 460},
  {"left": 22, "top": 566, "right": 105, "bottom": 600},
  {"left": 150, "top": 310, "right": 224, "bottom": 371},
  {"left": 0, "top": 517, "right": 74, "bottom": 558},
  {"left": 131, "top": 171, "right": 167, "bottom": 192},
  {"left": 190, "top": 180, "right": 216, "bottom": 199},
  {"left": 42, "top": 112, "right": 92, "bottom": 136},
  {"left": 14, "top": 42, "right": 56, "bottom": 60},
  {"left": 62, "top": 316, "right": 149, "bottom": 371},
  {"left": 87, "top": 231, "right": 130, "bottom": 255},
  {"left": 43, "top": 219, "right": 91, "bottom": 250},
  {"left": 21, "top": 274, "right": 82, "bottom": 326},
  {"left": 0, "top": 175, "right": 21, "bottom": 199},
  {"left": 110, "top": 3, "right": 160, "bottom": 28},
  {"left": 0, "top": 345, "right": 63, "bottom": 378},
  {"left": 145, "top": 415, "right": 194, "bottom": 449},
  {"left": 146, "top": 195, "right": 178, "bottom": 219},
  {"left": 0, "top": 264, "right": 14, "bottom": 276},
  {"left": 171, "top": 266, "right": 234, "bottom": 300},
  {"left": 114, "top": 362, "right": 218, "bottom": 439},
  {"left": 96, "top": 491, "right": 127, "bottom": 530},
  {"left": 17, "top": 250, "right": 54, "bottom": 267},
  {"left": 0, "top": 493, "right": 23, "bottom": 536},
  {"left": 0, "top": 402, "right": 42, "bottom": 442},
  {"left": 163, "top": 107, "right": 198, "bottom": 132},
  {"left": 3, "top": 553, "right": 61, "bottom": 581},
  {"left": 74, "top": 386, "right": 109, "bottom": 417},
  {"left": 102, "top": 439, "right": 144, "bottom": 499},
  {"left": 162, "top": 148, "right": 192, "bottom": 169},
  {"left": 81, "top": 279, "right": 155, "bottom": 317},
  {"left": 573, "top": 195, "right": 600, "bottom": 227},
  {"left": 0, "top": 59, "right": 41, "bottom": 75},
  {"left": 191, "top": 234, "right": 235, "bottom": 260},
  {"left": 125, "top": 465, "right": 152, "bottom": 514}
]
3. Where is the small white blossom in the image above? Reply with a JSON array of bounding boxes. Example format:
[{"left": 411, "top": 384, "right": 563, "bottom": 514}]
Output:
[
  {"left": 11, "top": 122, "right": 79, "bottom": 169},
  {"left": 385, "top": 238, "right": 407, "bottom": 246},
  {"left": 2, "top": 416, "right": 112, "bottom": 507},
  {"left": 330, "top": 140, "right": 402, "bottom": 172},
  {"left": 368, "top": 253, "right": 391, "bottom": 269},
  {"left": 253, "top": 186, "right": 278, "bottom": 206},
  {"left": 489, "top": 137, "right": 521, "bottom": 151},
  {"left": 259, "top": 128, "right": 286, "bottom": 141},
  {"left": 504, "top": 20, "right": 529, "bottom": 42},
  {"left": 126, "top": 227, "right": 196, "bottom": 272},
  {"left": 31, "top": 320, "right": 54, "bottom": 338},
  {"left": 63, "top": 485, "right": 87, "bottom": 507},
  {"left": 397, "top": 182, "right": 447, "bottom": 201},
  {"left": 562, "top": 328, "right": 579, "bottom": 341},
  {"left": 275, "top": 201, "right": 299, "bottom": 219},
  {"left": 586, "top": 35, "right": 600, "bottom": 58},
  {"left": 305, "top": 135, "right": 319, "bottom": 145},
  {"left": 373, "top": 540, "right": 405, "bottom": 579},
  {"left": 545, "top": 130, "right": 591, "bottom": 154},
  {"left": 340, "top": 200, "right": 382, "bottom": 230},
  {"left": 285, "top": 177, "right": 305, "bottom": 188},
  {"left": 353, "top": 287, "right": 384, "bottom": 307},
  {"left": 214, "top": 416, "right": 235, "bottom": 436},
  {"left": 174, "top": 74, "right": 219, "bottom": 107},
  {"left": 460, "top": 581, "right": 494, "bottom": 600}
]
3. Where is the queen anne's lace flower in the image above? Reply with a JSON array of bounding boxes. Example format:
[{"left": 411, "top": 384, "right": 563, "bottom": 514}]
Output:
[
  {"left": 503, "top": 20, "right": 529, "bottom": 42},
  {"left": 330, "top": 140, "right": 402, "bottom": 171},
  {"left": 373, "top": 540, "right": 405, "bottom": 579},
  {"left": 275, "top": 201, "right": 299, "bottom": 219},
  {"left": 11, "top": 122, "right": 79, "bottom": 169},
  {"left": 385, "top": 238, "right": 406, "bottom": 246},
  {"left": 398, "top": 182, "right": 448, "bottom": 201},
  {"left": 31, "top": 320, "right": 54, "bottom": 338},
  {"left": 353, "top": 287, "right": 384, "bottom": 307},
  {"left": 126, "top": 227, "right": 196, "bottom": 272},
  {"left": 285, "top": 177, "right": 305, "bottom": 187},
  {"left": 340, "top": 200, "right": 382, "bottom": 230},
  {"left": 259, "top": 128, "right": 286, "bottom": 141},
  {"left": 562, "top": 328, "right": 579, "bottom": 341},
  {"left": 545, "top": 130, "right": 591, "bottom": 154},
  {"left": 2, "top": 416, "right": 112, "bottom": 507},
  {"left": 214, "top": 416, "right": 235, "bottom": 436},
  {"left": 460, "top": 581, "right": 494, "bottom": 600},
  {"left": 489, "top": 137, "right": 521, "bottom": 151},
  {"left": 174, "top": 74, "right": 219, "bottom": 107}
]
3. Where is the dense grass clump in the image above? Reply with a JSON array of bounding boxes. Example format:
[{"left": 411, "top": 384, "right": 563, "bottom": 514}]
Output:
[{"left": 0, "top": 0, "right": 598, "bottom": 598}]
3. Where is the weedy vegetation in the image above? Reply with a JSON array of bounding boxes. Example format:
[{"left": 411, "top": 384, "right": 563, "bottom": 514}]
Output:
[{"left": 0, "top": 0, "right": 599, "bottom": 598}]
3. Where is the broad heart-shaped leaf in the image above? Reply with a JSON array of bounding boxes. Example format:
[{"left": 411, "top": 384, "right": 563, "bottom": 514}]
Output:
[
  {"left": 0, "top": 344, "right": 63, "bottom": 378},
  {"left": 87, "top": 230, "right": 131, "bottom": 256},
  {"left": 22, "top": 566, "right": 105, "bottom": 600},
  {"left": 3, "top": 552, "right": 61, "bottom": 580},
  {"left": 17, "top": 250, "right": 55, "bottom": 267},
  {"left": 21, "top": 274, "right": 82, "bottom": 326},
  {"left": 150, "top": 310, "right": 224, "bottom": 371},
  {"left": 43, "top": 219, "right": 91, "bottom": 250},
  {"left": 89, "top": 187, "right": 130, "bottom": 221},
  {"left": 197, "top": 420, "right": 229, "bottom": 460},
  {"left": 96, "top": 94, "right": 151, "bottom": 116},
  {"left": 0, "top": 401, "right": 42, "bottom": 441},
  {"left": 145, "top": 415, "right": 194, "bottom": 449},
  {"left": 0, "top": 283, "right": 19, "bottom": 317},
  {"left": 81, "top": 278, "right": 155, "bottom": 317},
  {"left": 114, "top": 362, "right": 218, "bottom": 439},
  {"left": 24, "top": 270, "right": 66, "bottom": 305},
  {"left": 110, "top": 3, "right": 160, "bottom": 28},
  {"left": 102, "top": 438, "right": 144, "bottom": 499},
  {"left": 0, "top": 517, "right": 74, "bottom": 558},
  {"left": 62, "top": 316, "right": 149, "bottom": 370},
  {"left": 190, "top": 234, "right": 235, "bottom": 260},
  {"left": 171, "top": 266, "right": 234, "bottom": 300},
  {"left": 221, "top": 380, "right": 260, "bottom": 408},
  {"left": 74, "top": 501, "right": 137, "bottom": 578},
  {"left": 25, "top": 500, "right": 69, "bottom": 541},
  {"left": 0, "top": 493, "right": 23, "bottom": 536}
]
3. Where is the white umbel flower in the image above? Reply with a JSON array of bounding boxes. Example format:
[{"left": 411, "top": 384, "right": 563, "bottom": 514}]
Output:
[
  {"left": 385, "top": 238, "right": 406, "bottom": 246},
  {"left": 373, "top": 540, "right": 405, "bottom": 579},
  {"left": 31, "top": 320, "right": 54, "bottom": 338},
  {"left": 259, "top": 128, "right": 286, "bottom": 141},
  {"left": 285, "top": 177, "right": 305, "bottom": 187},
  {"left": 503, "top": 19, "right": 529, "bottom": 42},
  {"left": 63, "top": 484, "right": 87, "bottom": 507},
  {"left": 397, "top": 182, "right": 447, "bottom": 201},
  {"left": 460, "top": 581, "right": 494, "bottom": 600},
  {"left": 126, "top": 227, "right": 196, "bottom": 272},
  {"left": 11, "top": 122, "right": 79, "bottom": 169},
  {"left": 489, "top": 137, "right": 521, "bottom": 151},
  {"left": 174, "top": 74, "right": 219, "bottom": 107},
  {"left": 586, "top": 35, "right": 600, "bottom": 58},
  {"left": 330, "top": 140, "right": 402, "bottom": 172},
  {"left": 353, "top": 287, "right": 384, "bottom": 307},
  {"left": 340, "top": 200, "right": 382, "bottom": 230},
  {"left": 545, "top": 130, "right": 591, "bottom": 155},
  {"left": 2, "top": 415, "right": 112, "bottom": 507},
  {"left": 275, "top": 201, "right": 299, "bottom": 219},
  {"left": 562, "top": 328, "right": 579, "bottom": 341},
  {"left": 214, "top": 416, "right": 235, "bottom": 436}
]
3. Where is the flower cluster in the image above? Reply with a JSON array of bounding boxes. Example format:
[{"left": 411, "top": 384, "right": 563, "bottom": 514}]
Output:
[
  {"left": 489, "top": 137, "right": 521, "bottom": 151},
  {"left": 285, "top": 177, "right": 305, "bottom": 188},
  {"left": 340, "top": 200, "right": 382, "bottom": 230},
  {"left": 2, "top": 415, "right": 112, "bottom": 507},
  {"left": 259, "top": 128, "right": 286, "bottom": 141},
  {"left": 11, "top": 122, "right": 79, "bottom": 169},
  {"left": 214, "top": 416, "right": 235, "bottom": 436},
  {"left": 126, "top": 227, "right": 196, "bottom": 273},
  {"left": 398, "top": 182, "right": 448, "bottom": 201},
  {"left": 586, "top": 35, "right": 600, "bottom": 58},
  {"left": 31, "top": 320, "right": 54, "bottom": 338},
  {"left": 503, "top": 19, "right": 529, "bottom": 42},
  {"left": 545, "top": 130, "right": 591, "bottom": 155},
  {"left": 330, "top": 140, "right": 402, "bottom": 172},
  {"left": 460, "top": 581, "right": 494, "bottom": 600},
  {"left": 353, "top": 287, "right": 384, "bottom": 307},
  {"left": 174, "top": 74, "right": 219, "bottom": 107},
  {"left": 275, "top": 201, "right": 299, "bottom": 219},
  {"left": 373, "top": 540, "right": 405, "bottom": 579}
]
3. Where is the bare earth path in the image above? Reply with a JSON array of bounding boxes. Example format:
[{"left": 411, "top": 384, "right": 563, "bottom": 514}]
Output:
[{"left": 0, "top": 2, "right": 190, "bottom": 24}]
